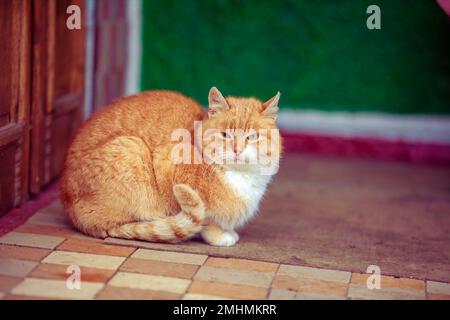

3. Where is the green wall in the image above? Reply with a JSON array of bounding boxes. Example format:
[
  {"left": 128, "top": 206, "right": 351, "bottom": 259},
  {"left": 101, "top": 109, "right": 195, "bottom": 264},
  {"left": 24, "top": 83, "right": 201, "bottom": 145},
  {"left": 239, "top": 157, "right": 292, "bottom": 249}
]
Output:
[{"left": 141, "top": 0, "right": 450, "bottom": 114}]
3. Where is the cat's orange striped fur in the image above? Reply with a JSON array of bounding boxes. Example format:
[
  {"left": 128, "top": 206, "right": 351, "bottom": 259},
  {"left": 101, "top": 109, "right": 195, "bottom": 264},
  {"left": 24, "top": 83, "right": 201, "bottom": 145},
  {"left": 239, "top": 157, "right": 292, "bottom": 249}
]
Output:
[{"left": 60, "top": 87, "right": 281, "bottom": 246}]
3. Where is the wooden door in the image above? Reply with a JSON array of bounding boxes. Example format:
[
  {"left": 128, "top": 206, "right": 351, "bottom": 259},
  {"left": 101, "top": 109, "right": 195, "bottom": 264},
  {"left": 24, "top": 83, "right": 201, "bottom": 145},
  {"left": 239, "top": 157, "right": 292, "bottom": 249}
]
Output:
[
  {"left": 0, "top": 0, "right": 32, "bottom": 216},
  {"left": 30, "top": 0, "right": 86, "bottom": 193},
  {"left": 0, "top": 0, "right": 86, "bottom": 215}
]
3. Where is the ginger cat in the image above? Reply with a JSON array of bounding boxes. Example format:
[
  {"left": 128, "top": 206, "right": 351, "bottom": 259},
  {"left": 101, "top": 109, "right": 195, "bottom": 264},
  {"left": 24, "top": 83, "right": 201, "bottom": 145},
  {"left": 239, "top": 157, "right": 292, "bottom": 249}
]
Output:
[{"left": 60, "top": 87, "right": 281, "bottom": 246}]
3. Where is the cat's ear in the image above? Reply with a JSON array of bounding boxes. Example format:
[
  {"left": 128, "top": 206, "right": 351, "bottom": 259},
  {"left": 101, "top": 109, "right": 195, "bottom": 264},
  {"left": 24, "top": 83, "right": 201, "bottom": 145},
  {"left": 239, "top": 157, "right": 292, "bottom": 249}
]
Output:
[
  {"left": 262, "top": 91, "right": 280, "bottom": 120},
  {"left": 208, "top": 87, "right": 229, "bottom": 117}
]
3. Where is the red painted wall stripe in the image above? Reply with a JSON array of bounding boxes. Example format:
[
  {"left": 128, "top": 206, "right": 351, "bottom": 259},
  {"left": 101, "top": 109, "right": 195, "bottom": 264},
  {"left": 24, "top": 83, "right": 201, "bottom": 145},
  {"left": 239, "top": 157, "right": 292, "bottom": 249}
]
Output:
[{"left": 282, "top": 131, "right": 450, "bottom": 166}]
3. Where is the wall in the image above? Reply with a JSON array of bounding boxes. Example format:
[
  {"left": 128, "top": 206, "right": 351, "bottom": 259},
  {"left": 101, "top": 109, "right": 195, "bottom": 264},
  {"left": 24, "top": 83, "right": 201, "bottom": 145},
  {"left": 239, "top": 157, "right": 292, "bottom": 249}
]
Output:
[{"left": 140, "top": 0, "right": 450, "bottom": 114}]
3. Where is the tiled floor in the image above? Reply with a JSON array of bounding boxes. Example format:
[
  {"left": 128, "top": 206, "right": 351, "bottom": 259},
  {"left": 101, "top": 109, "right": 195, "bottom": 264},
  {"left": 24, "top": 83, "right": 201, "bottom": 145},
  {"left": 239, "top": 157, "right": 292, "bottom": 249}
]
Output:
[{"left": 0, "top": 200, "right": 449, "bottom": 300}]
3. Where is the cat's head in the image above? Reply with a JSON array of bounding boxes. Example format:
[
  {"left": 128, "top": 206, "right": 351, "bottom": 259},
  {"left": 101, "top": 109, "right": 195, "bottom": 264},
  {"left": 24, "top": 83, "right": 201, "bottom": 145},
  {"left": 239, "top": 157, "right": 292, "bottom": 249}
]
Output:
[{"left": 199, "top": 87, "right": 282, "bottom": 175}]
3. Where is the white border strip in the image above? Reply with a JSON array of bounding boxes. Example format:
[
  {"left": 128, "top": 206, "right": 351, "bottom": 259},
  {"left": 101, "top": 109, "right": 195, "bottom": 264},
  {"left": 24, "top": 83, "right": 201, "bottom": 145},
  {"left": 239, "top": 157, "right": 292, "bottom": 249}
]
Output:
[
  {"left": 277, "top": 110, "right": 450, "bottom": 144},
  {"left": 125, "top": 0, "right": 142, "bottom": 95}
]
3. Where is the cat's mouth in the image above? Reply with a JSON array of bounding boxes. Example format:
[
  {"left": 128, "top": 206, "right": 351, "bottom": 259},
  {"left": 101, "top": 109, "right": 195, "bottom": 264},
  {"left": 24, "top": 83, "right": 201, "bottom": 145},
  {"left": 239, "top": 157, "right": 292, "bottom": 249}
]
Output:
[
  {"left": 204, "top": 151, "right": 266, "bottom": 170},
  {"left": 223, "top": 153, "right": 249, "bottom": 164},
  {"left": 223, "top": 156, "right": 264, "bottom": 169}
]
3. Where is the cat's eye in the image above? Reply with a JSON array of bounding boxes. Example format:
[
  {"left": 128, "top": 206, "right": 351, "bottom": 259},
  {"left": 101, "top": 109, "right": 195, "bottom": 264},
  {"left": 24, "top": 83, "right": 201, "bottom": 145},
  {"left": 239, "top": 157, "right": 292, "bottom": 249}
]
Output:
[
  {"left": 220, "top": 131, "right": 232, "bottom": 139},
  {"left": 247, "top": 132, "right": 259, "bottom": 141}
]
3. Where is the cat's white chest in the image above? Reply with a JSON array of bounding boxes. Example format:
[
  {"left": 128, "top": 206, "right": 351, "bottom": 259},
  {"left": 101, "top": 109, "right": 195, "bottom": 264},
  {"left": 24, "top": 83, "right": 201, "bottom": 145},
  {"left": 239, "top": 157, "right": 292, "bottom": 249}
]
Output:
[{"left": 223, "top": 171, "right": 271, "bottom": 222}]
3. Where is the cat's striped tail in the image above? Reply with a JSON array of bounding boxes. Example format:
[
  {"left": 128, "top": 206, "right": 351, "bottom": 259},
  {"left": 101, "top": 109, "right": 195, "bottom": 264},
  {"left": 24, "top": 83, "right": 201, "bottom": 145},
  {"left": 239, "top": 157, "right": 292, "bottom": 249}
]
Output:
[{"left": 107, "top": 184, "right": 205, "bottom": 243}]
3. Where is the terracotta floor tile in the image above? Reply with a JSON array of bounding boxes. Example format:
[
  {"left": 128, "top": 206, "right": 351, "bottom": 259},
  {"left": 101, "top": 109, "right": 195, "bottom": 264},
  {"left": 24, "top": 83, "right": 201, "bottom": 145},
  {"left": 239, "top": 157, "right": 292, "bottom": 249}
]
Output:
[
  {"left": 278, "top": 264, "right": 351, "bottom": 283},
  {"left": 29, "top": 263, "right": 115, "bottom": 283},
  {"left": 120, "top": 258, "right": 198, "bottom": 279},
  {"left": 109, "top": 272, "right": 191, "bottom": 294},
  {"left": 351, "top": 273, "right": 424, "bottom": 291},
  {"left": 194, "top": 266, "right": 274, "bottom": 288},
  {"left": 427, "top": 281, "right": 450, "bottom": 295},
  {"left": 71, "top": 234, "right": 104, "bottom": 242},
  {"left": 42, "top": 251, "right": 126, "bottom": 270},
  {"left": 11, "top": 278, "right": 104, "bottom": 300},
  {"left": 0, "top": 244, "right": 50, "bottom": 261},
  {"left": 14, "top": 224, "right": 77, "bottom": 238},
  {"left": 0, "top": 232, "right": 65, "bottom": 249},
  {"left": 268, "top": 288, "right": 345, "bottom": 300},
  {"left": 347, "top": 283, "right": 425, "bottom": 300},
  {"left": 204, "top": 257, "right": 278, "bottom": 273},
  {"left": 189, "top": 280, "right": 267, "bottom": 299},
  {"left": 183, "top": 293, "right": 229, "bottom": 300},
  {"left": 96, "top": 285, "right": 181, "bottom": 300},
  {"left": 428, "top": 293, "right": 450, "bottom": 300},
  {"left": 0, "top": 258, "right": 38, "bottom": 277},
  {"left": 27, "top": 212, "right": 72, "bottom": 228},
  {"left": 131, "top": 249, "right": 207, "bottom": 265},
  {"left": 0, "top": 275, "right": 22, "bottom": 292},
  {"left": 57, "top": 238, "right": 135, "bottom": 257},
  {"left": 272, "top": 275, "right": 348, "bottom": 297}
]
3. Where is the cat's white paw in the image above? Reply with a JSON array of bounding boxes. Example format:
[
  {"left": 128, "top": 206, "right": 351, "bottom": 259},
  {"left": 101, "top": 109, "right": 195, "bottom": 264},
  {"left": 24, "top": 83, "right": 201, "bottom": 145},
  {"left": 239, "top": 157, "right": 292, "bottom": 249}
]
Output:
[
  {"left": 229, "top": 230, "right": 239, "bottom": 242},
  {"left": 207, "top": 231, "right": 238, "bottom": 247}
]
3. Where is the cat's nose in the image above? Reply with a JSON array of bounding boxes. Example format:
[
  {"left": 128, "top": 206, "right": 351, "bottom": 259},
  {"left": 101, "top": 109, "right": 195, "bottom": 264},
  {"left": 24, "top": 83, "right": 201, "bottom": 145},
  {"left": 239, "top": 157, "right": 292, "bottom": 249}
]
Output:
[{"left": 233, "top": 145, "right": 244, "bottom": 155}]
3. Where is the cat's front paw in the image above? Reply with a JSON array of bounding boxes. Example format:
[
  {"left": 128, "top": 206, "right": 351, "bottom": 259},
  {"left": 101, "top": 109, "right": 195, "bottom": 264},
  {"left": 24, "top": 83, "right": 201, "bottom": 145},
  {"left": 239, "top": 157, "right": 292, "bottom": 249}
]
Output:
[
  {"left": 229, "top": 230, "right": 239, "bottom": 243},
  {"left": 211, "top": 232, "right": 238, "bottom": 246},
  {"left": 203, "top": 230, "right": 239, "bottom": 247}
]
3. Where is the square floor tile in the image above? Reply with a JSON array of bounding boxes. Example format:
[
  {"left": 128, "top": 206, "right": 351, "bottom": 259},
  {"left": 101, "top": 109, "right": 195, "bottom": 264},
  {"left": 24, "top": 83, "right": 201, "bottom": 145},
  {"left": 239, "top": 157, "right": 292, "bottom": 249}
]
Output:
[
  {"left": 120, "top": 258, "right": 198, "bottom": 279},
  {"left": 428, "top": 293, "right": 450, "bottom": 300},
  {"left": 0, "top": 244, "right": 50, "bottom": 261},
  {"left": 29, "top": 263, "right": 116, "bottom": 283},
  {"left": 194, "top": 266, "right": 274, "bottom": 288},
  {"left": 278, "top": 264, "right": 351, "bottom": 283},
  {"left": 42, "top": 251, "right": 125, "bottom": 270},
  {"left": 427, "top": 281, "right": 450, "bottom": 295},
  {"left": 11, "top": 278, "right": 104, "bottom": 300},
  {"left": 351, "top": 273, "right": 424, "bottom": 291},
  {"left": 189, "top": 280, "right": 268, "bottom": 299},
  {"left": 57, "top": 238, "right": 135, "bottom": 257},
  {"left": 183, "top": 293, "right": 229, "bottom": 300},
  {"left": 272, "top": 274, "right": 348, "bottom": 297},
  {"left": 71, "top": 233, "right": 104, "bottom": 242},
  {"left": 108, "top": 272, "right": 191, "bottom": 294},
  {"left": 2, "top": 294, "right": 60, "bottom": 300},
  {"left": 131, "top": 249, "right": 207, "bottom": 265},
  {"left": 0, "top": 275, "right": 23, "bottom": 292},
  {"left": 269, "top": 288, "right": 345, "bottom": 300},
  {"left": 205, "top": 257, "right": 278, "bottom": 273},
  {"left": 27, "top": 212, "right": 72, "bottom": 228},
  {"left": 0, "top": 232, "right": 65, "bottom": 249},
  {"left": 36, "top": 201, "right": 64, "bottom": 215},
  {"left": 0, "top": 258, "right": 38, "bottom": 277},
  {"left": 96, "top": 285, "right": 181, "bottom": 300},
  {"left": 347, "top": 283, "right": 425, "bottom": 300},
  {"left": 14, "top": 224, "right": 77, "bottom": 238}
]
